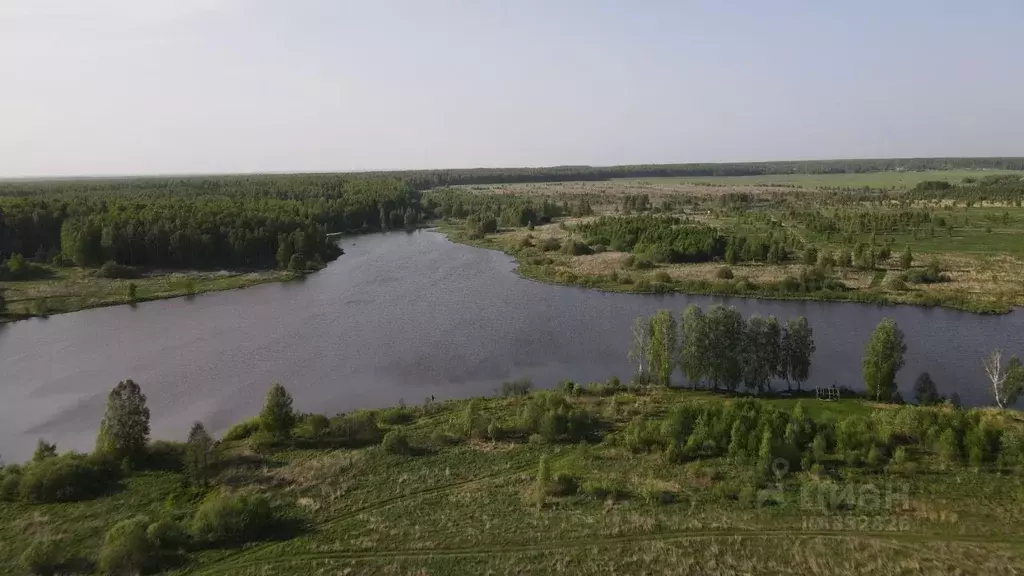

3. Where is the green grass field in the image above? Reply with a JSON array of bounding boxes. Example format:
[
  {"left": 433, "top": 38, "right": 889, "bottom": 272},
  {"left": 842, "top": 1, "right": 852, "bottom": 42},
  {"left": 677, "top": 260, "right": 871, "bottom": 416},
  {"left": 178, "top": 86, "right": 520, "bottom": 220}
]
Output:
[
  {"left": 435, "top": 168, "right": 1024, "bottom": 313},
  {"left": 3, "top": 387, "right": 1022, "bottom": 575},
  {"left": 0, "top": 267, "right": 295, "bottom": 322}
]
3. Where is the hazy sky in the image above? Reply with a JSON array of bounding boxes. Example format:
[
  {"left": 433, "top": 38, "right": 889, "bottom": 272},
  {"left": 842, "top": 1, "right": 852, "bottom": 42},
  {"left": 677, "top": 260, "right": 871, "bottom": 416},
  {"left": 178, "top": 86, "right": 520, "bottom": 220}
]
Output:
[{"left": 2, "top": 0, "right": 1022, "bottom": 177}]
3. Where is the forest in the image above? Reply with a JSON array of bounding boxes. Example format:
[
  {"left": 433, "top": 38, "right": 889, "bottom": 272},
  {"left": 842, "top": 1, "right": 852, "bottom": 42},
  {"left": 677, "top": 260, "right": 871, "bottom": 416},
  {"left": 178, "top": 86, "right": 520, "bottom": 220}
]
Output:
[
  {"left": 0, "top": 176, "right": 423, "bottom": 271},
  {"left": 379, "top": 157, "right": 1024, "bottom": 188}
]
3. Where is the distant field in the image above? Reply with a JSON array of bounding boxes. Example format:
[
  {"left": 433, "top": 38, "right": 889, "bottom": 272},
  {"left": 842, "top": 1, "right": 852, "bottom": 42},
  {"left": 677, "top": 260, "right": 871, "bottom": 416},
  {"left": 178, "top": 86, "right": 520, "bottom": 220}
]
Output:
[{"left": 612, "top": 170, "right": 1023, "bottom": 189}]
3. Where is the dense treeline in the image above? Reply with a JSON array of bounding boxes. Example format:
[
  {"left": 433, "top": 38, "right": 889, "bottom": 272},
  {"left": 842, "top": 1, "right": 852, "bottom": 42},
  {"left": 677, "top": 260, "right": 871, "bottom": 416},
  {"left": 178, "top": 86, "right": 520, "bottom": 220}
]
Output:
[
  {"left": 629, "top": 305, "right": 816, "bottom": 392},
  {"left": 573, "top": 215, "right": 803, "bottom": 265},
  {"left": 378, "top": 157, "right": 1024, "bottom": 188},
  {"left": 0, "top": 176, "right": 422, "bottom": 270},
  {"left": 422, "top": 187, "right": 566, "bottom": 231},
  {"left": 621, "top": 390, "right": 1020, "bottom": 474}
]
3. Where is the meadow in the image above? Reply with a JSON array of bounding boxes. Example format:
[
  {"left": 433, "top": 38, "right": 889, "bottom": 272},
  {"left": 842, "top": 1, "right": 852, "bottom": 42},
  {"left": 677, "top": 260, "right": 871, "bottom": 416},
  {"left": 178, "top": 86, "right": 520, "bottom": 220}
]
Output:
[
  {"left": 432, "top": 171, "right": 1024, "bottom": 313},
  {"left": 0, "top": 267, "right": 294, "bottom": 321},
  {"left": 612, "top": 169, "right": 1023, "bottom": 189},
  {"left": 2, "top": 383, "right": 1022, "bottom": 576}
]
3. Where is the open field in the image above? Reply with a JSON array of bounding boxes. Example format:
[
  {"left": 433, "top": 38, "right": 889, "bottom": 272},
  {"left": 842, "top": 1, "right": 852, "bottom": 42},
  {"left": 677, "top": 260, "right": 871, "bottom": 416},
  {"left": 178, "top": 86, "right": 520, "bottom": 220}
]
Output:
[
  {"left": 612, "top": 170, "right": 1024, "bottom": 189},
  {"left": 0, "top": 267, "right": 295, "bottom": 322},
  {"left": 431, "top": 171, "right": 1024, "bottom": 313},
  {"left": 2, "top": 385, "right": 1022, "bottom": 575}
]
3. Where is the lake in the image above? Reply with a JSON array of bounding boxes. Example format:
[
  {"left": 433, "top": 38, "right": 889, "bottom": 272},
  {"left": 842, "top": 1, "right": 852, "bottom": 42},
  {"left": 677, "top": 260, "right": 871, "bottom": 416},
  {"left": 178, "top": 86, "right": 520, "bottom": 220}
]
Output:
[{"left": 1, "top": 229, "right": 1021, "bottom": 461}]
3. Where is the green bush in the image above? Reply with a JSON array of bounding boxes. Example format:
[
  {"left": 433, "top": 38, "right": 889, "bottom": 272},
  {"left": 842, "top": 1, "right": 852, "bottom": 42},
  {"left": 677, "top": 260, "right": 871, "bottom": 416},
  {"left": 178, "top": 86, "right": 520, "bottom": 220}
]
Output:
[
  {"left": 18, "top": 453, "right": 118, "bottom": 503},
  {"left": 653, "top": 270, "right": 672, "bottom": 283},
  {"left": 561, "top": 240, "right": 593, "bottom": 256},
  {"left": 632, "top": 257, "right": 654, "bottom": 270},
  {"left": 381, "top": 430, "right": 412, "bottom": 455},
  {"left": 296, "top": 413, "right": 330, "bottom": 438},
  {"left": 378, "top": 407, "right": 416, "bottom": 426},
  {"left": 938, "top": 428, "right": 962, "bottom": 464},
  {"left": 96, "top": 260, "right": 141, "bottom": 279},
  {"left": 0, "top": 468, "right": 21, "bottom": 501},
  {"left": 549, "top": 472, "right": 578, "bottom": 496},
  {"left": 190, "top": 491, "right": 276, "bottom": 546},
  {"left": 501, "top": 378, "right": 533, "bottom": 397},
  {"left": 716, "top": 266, "right": 734, "bottom": 279},
  {"left": 246, "top": 431, "right": 278, "bottom": 454},
  {"left": 147, "top": 518, "right": 190, "bottom": 551},
  {"left": 328, "top": 411, "right": 383, "bottom": 447},
  {"left": 222, "top": 418, "right": 261, "bottom": 442},
  {"left": 99, "top": 516, "right": 158, "bottom": 575},
  {"left": 581, "top": 479, "right": 628, "bottom": 501},
  {"left": 20, "top": 538, "right": 68, "bottom": 576},
  {"left": 143, "top": 440, "right": 186, "bottom": 471},
  {"left": 538, "top": 238, "right": 561, "bottom": 252}
]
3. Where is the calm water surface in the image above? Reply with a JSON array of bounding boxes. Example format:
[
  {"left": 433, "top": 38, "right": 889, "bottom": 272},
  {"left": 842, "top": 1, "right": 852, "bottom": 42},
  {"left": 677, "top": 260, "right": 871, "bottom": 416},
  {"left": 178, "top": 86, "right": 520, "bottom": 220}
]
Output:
[{"left": 1, "top": 230, "right": 1021, "bottom": 461}]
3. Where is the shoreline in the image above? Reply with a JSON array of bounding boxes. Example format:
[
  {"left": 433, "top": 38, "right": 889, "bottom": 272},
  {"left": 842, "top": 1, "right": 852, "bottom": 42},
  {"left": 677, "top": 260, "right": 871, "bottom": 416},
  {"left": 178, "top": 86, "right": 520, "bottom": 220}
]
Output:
[
  {"left": 0, "top": 268, "right": 303, "bottom": 324},
  {"left": 436, "top": 223, "right": 1014, "bottom": 316}
]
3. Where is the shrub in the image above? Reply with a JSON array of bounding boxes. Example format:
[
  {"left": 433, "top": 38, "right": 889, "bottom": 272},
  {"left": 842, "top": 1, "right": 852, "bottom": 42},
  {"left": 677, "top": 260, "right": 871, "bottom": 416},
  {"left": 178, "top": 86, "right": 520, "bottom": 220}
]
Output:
[
  {"left": 0, "top": 471, "right": 21, "bottom": 501},
  {"left": 429, "top": 430, "right": 461, "bottom": 447},
  {"left": 892, "top": 446, "right": 910, "bottom": 467},
  {"left": 538, "top": 238, "right": 561, "bottom": 252},
  {"left": 190, "top": 491, "right": 276, "bottom": 546},
  {"left": 913, "top": 372, "right": 941, "bottom": 405},
  {"left": 885, "top": 276, "right": 908, "bottom": 291},
  {"left": 653, "top": 270, "right": 672, "bottom": 283},
  {"left": 296, "top": 413, "right": 330, "bottom": 438},
  {"left": 464, "top": 399, "right": 488, "bottom": 440},
  {"left": 328, "top": 411, "right": 384, "bottom": 447},
  {"left": 222, "top": 418, "right": 261, "bottom": 442},
  {"left": 143, "top": 440, "right": 186, "bottom": 471},
  {"left": 1, "top": 253, "right": 51, "bottom": 281},
  {"left": 501, "top": 378, "right": 533, "bottom": 397},
  {"left": 246, "top": 431, "right": 278, "bottom": 454},
  {"left": 581, "top": 479, "right": 628, "bottom": 501},
  {"left": 549, "top": 472, "right": 578, "bottom": 496},
  {"left": 866, "top": 445, "right": 884, "bottom": 468},
  {"left": 19, "top": 453, "right": 118, "bottom": 503},
  {"left": 381, "top": 430, "right": 412, "bottom": 455},
  {"left": 561, "top": 240, "right": 592, "bottom": 256},
  {"left": 147, "top": 517, "right": 189, "bottom": 551},
  {"left": 258, "top": 383, "right": 296, "bottom": 440},
  {"left": 558, "top": 379, "right": 580, "bottom": 395},
  {"left": 938, "top": 428, "right": 962, "bottom": 465},
  {"left": 632, "top": 257, "right": 654, "bottom": 270},
  {"left": 716, "top": 266, "right": 734, "bottom": 280},
  {"left": 96, "top": 260, "right": 140, "bottom": 279},
  {"left": 810, "top": 434, "right": 828, "bottom": 462},
  {"left": 378, "top": 407, "right": 415, "bottom": 426},
  {"left": 20, "top": 538, "right": 68, "bottom": 576},
  {"left": 99, "top": 516, "right": 158, "bottom": 575}
]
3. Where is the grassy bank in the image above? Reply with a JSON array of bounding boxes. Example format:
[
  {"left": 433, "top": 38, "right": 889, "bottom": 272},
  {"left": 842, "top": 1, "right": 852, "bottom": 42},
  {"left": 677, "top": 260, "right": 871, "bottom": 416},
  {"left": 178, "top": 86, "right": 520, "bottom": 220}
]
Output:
[
  {"left": 428, "top": 171, "right": 1024, "bottom": 314},
  {"left": 440, "top": 222, "right": 1013, "bottom": 315},
  {"left": 0, "top": 266, "right": 298, "bottom": 323},
  {"left": 2, "top": 382, "right": 1022, "bottom": 575}
]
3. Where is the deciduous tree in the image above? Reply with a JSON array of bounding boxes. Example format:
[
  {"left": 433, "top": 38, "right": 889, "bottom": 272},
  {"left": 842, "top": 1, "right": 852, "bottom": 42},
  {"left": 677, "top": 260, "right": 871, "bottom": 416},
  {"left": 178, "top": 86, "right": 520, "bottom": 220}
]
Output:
[
  {"left": 96, "top": 379, "right": 151, "bottom": 462},
  {"left": 862, "top": 319, "right": 906, "bottom": 402}
]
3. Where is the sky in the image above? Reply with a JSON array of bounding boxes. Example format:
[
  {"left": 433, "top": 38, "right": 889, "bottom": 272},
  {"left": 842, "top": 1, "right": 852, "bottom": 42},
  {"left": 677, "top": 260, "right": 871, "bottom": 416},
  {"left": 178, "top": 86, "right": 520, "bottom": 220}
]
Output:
[{"left": 1, "top": 0, "right": 1023, "bottom": 177}]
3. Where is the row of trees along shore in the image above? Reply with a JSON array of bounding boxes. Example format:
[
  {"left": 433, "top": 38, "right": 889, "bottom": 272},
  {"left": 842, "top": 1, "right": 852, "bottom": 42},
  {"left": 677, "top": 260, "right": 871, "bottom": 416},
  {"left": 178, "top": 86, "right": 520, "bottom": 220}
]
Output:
[
  {"left": 628, "top": 305, "right": 816, "bottom": 392},
  {"left": 627, "top": 305, "right": 1024, "bottom": 408}
]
